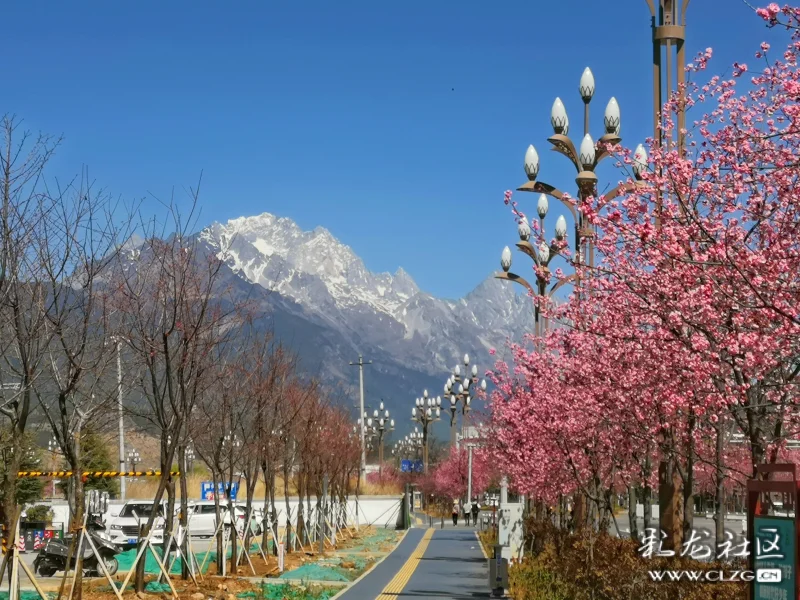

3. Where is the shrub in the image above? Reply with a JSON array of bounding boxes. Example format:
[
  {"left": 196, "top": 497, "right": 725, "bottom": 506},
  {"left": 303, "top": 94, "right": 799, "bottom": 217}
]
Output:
[
  {"left": 24, "top": 505, "right": 53, "bottom": 525},
  {"left": 508, "top": 518, "right": 747, "bottom": 600}
]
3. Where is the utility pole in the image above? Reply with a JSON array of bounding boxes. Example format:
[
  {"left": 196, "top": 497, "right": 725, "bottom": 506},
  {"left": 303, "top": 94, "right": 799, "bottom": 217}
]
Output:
[
  {"left": 115, "top": 338, "right": 127, "bottom": 500},
  {"left": 467, "top": 444, "right": 474, "bottom": 504},
  {"left": 349, "top": 355, "right": 372, "bottom": 484}
]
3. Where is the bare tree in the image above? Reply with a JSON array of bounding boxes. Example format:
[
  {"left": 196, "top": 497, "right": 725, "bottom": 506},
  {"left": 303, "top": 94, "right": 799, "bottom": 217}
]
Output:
[
  {"left": 35, "top": 171, "right": 130, "bottom": 599},
  {"left": 0, "top": 115, "right": 60, "bottom": 557},
  {"left": 111, "top": 184, "right": 239, "bottom": 591}
]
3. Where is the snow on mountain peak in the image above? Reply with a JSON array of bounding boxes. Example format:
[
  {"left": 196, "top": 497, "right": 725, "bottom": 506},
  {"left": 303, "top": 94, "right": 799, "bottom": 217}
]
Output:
[
  {"left": 201, "top": 213, "right": 422, "bottom": 314},
  {"left": 200, "top": 212, "right": 534, "bottom": 374}
]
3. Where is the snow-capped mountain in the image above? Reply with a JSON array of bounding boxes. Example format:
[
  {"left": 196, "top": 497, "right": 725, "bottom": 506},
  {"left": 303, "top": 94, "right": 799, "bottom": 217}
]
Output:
[{"left": 199, "top": 212, "right": 534, "bottom": 384}]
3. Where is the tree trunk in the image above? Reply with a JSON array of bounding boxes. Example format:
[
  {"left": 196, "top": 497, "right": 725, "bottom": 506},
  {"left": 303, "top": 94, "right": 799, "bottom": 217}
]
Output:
[
  {"left": 714, "top": 422, "right": 726, "bottom": 554},
  {"left": 69, "top": 425, "right": 85, "bottom": 600},
  {"left": 178, "top": 447, "right": 190, "bottom": 580},
  {"left": 135, "top": 444, "right": 178, "bottom": 592},
  {"left": 243, "top": 469, "right": 257, "bottom": 556},
  {"left": 227, "top": 477, "right": 237, "bottom": 574},
  {"left": 283, "top": 459, "right": 292, "bottom": 553},
  {"left": 269, "top": 467, "right": 278, "bottom": 556},
  {"left": 212, "top": 471, "right": 224, "bottom": 576},
  {"left": 295, "top": 473, "right": 305, "bottom": 549},
  {"left": 163, "top": 478, "right": 176, "bottom": 579},
  {"left": 658, "top": 454, "right": 684, "bottom": 552},
  {"left": 261, "top": 462, "right": 270, "bottom": 553},
  {"left": 643, "top": 454, "right": 652, "bottom": 534},
  {"left": 71, "top": 470, "right": 85, "bottom": 600},
  {"left": 683, "top": 414, "right": 695, "bottom": 544},
  {"left": 627, "top": 485, "right": 638, "bottom": 541}
]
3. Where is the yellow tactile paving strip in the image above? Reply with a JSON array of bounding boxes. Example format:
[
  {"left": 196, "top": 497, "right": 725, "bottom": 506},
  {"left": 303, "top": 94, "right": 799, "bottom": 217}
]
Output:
[{"left": 375, "top": 528, "right": 434, "bottom": 599}]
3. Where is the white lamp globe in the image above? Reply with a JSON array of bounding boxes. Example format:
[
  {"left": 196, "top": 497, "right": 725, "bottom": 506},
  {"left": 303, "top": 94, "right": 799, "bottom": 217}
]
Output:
[
  {"left": 579, "top": 67, "right": 595, "bottom": 102},
  {"left": 538, "top": 242, "right": 550, "bottom": 263},
  {"left": 524, "top": 145, "right": 540, "bottom": 180},
  {"left": 579, "top": 134, "right": 596, "bottom": 169},
  {"left": 518, "top": 217, "right": 531, "bottom": 241},
  {"left": 501, "top": 246, "right": 512, "bottom": 272},
  {"left": 633, "top": 144, "right": 648, "bottom": 179},
  {"left": 537, "top": 194, "right": 549, "bottom": 219},
  {"left": 550, "top": 97, "right": 568, "bottom": 134},
  {"left": 555, "top": 215, "right": 568, "bottom": 239},
  {"left": 604, "top": 97, "right": 620, "bottom": 135}
]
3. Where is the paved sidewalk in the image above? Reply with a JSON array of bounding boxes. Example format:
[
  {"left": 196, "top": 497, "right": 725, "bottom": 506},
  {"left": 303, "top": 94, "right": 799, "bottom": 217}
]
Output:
[
  {"left": 336, "top": 525, "right": 490, "bottom": 599},
  {"left": 335, "top": 528, "right": 425, "bottom": 599},
  {"left": 397, "top": 528, "right": 490, "bottom": 599}
]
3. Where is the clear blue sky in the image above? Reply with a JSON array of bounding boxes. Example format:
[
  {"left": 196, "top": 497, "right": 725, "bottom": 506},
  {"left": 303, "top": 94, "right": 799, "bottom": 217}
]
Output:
[{"left": 1, "top": 0, "right": 780, "bottom": 299}]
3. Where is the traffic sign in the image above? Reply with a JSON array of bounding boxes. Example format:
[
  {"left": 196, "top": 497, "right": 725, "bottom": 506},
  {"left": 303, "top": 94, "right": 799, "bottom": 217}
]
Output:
[{"left": 201, "top": 481, "right": 239, "bottom": 501}]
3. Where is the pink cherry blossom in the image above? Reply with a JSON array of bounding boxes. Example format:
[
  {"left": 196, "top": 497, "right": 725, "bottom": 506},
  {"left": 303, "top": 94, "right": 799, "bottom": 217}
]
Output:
[{"left": 488, "top": 5, "right": 800, "bottom": 520}]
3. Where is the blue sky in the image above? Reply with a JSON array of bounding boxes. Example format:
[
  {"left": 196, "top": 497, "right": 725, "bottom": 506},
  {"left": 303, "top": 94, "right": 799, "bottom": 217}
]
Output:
[{"left": 1, "top": 0, "right": 781, "bottom": 299}]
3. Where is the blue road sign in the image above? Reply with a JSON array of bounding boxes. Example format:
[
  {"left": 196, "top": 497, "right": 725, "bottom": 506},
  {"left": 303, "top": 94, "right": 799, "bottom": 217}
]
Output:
[
  {"left": 200, "top": 481, "right": 239, "bottom": 501},
  {"left": 400, "top": 459, "right": 412, "bottom": 473},
  {"left": 413, "top": 460, "right": 424, "bottom": 473}
]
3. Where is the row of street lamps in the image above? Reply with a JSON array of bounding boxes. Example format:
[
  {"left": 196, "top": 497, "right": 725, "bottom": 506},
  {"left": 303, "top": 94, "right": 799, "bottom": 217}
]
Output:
[
  {"left": 356, "top": 401, "right": 396, "bottom": 476},
  {"left": 405, "top": 354, "right": 487, "bottom": 473}
]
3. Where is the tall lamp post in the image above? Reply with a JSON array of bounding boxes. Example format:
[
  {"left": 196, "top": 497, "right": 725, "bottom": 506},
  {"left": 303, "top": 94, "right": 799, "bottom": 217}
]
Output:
[
  {"left": 47, "top": 436, "right": 60, "bottom": 499},
  {"left": 494, "top": 67, "right": 639, "bottom": 530},
  {"left": 368, "top": 401, "right": 394, "bottom": 475},
  {"left": 496, "top": 68, "right": 628, "bottom": 338},
  {"left": 444, "top": 354, "right": 487, "bottom": 447},
  {"left": 411, "top": 391, "right": 440, "bottom": 473},
  {"left": 185, "top": 446, "right": 195, "bottom": 474},
  {"left": 127, "top": 448, "right": 140, "bottom": 483},
  {"left": 647, "top": 0, "right": 690, "bottom": 552}
]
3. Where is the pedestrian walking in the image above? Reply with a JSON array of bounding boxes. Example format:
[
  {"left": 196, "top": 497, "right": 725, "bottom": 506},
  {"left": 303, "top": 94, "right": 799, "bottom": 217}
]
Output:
[
  {"left": 464, "top": 503, "right": 471, "bottom": 526},
  {"left": 471, "top": 499, "right": 480, "bottom": 527},
  {"left": 452, "top": 500, "right": 459, "bottom": 526}
]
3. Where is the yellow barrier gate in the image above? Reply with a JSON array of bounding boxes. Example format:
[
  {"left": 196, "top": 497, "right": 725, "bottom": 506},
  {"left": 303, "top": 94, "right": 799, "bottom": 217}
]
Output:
[{"left": 16, "top": 470, "right": 180, "bottom": 477}]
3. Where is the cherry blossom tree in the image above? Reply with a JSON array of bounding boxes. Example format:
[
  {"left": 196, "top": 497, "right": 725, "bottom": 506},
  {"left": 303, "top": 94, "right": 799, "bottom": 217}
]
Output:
[
  {"left": 430, "top": 446, "right": 492, "bottom": 501},
  {"left": 488, "top": 3, "right": 800, "bottom": 548}
]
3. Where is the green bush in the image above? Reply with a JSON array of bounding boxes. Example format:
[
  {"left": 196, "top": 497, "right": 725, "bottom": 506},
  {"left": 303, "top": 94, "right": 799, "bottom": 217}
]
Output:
[{"left": 24, "top": 505, "right": 53, "bottom": 525}]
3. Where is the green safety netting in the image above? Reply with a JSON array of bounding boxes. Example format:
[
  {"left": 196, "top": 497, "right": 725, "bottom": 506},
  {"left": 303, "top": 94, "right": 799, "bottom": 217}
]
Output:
[
  {"left": 238, "top": 583, "right": 337, "bottom": 600},
  {"left": 279, "top": 553, "right": 373, "bottom": 583},
  {"left": 346, "top": 528, "right": 398, "bottom": 553},
  {"left": 278, "top": 563, "right": 350, "bottom": 582},
  {"left": 115, "top": 541, "right": 268, "bottom": 575},
  {"left": 93, "top": 580, "right": 337, "bottom": 599},
  {"left": 0, "top": 593, "right": 55, "bottom": 600}
]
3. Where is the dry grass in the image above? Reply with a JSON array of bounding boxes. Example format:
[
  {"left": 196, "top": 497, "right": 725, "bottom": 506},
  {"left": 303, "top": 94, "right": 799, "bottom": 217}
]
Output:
[
  {"left": 358, "top": 479, "right": 403, "bottom": 495},
  {"left": 125, "top": 475, "right": 402, "bottom": 500}
]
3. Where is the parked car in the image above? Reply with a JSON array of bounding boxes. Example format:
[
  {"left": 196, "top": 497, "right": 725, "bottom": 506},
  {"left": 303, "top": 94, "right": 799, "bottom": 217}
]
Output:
[
  {"left": 107, "top": 501, "right": 166, "bottom": 549},
  {"left": 184, "top": 501, "right": 263, "bottom": 538}
]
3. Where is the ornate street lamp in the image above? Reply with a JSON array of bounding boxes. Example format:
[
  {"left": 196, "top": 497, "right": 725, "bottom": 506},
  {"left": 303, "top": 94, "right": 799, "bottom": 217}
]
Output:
[
  {"left": 443, "top": 354, "right": 487, "bottom": 447},
  {"left": 185, "top": 446, "right": 196, "bottom": 473},
  {"left": 369, "top": 401, "right": 394, "bottom": 475},
  {"left": 411, "top": 391, "right": 440, "bottom": 473},
  {"left": 127, "top": 448, "right": 141, "bottom": 481},
  {"left": 496, "top": 68, "right": 650, "bottom": 346}
]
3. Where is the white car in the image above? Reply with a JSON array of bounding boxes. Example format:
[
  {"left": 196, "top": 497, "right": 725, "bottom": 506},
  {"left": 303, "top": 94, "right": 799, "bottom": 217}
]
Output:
[
  {"left": 108, "top": 501, "right": 166, "bottom": 548},
  {"left": 184, "top": 501, "right": 264, "bottom": 538}
]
